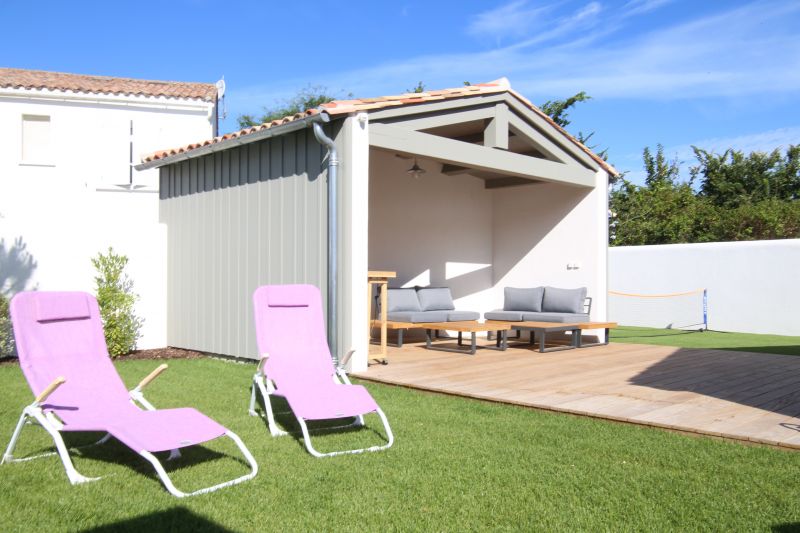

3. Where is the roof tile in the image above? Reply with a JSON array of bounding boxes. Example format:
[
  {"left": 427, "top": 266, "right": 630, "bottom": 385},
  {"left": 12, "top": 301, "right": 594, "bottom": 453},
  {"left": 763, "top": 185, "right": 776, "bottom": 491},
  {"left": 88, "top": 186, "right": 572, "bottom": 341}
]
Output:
[{"left": 0, "top": 67, "right": 217, "bottom": 101}]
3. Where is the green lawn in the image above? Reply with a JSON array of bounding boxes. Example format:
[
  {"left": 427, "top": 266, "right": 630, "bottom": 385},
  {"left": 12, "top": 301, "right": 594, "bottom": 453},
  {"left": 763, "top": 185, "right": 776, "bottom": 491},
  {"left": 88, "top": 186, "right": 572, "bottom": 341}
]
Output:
[
  {"left": 1, "top": 357, "right": 799, "bottom": 531},
  {"left": 611, "top": 326, "right": 800, "bottom": 356}
]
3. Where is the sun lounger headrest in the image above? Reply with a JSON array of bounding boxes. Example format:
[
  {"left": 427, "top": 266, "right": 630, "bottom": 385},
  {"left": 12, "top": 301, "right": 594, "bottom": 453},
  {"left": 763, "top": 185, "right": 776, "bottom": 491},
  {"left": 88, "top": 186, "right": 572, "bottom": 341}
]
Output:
[
  {"left": 35, "top": 292, "right": 92, "bottom": 322},
  {"left": 266, "top": 285, "right": 312, "bottom": 308}
]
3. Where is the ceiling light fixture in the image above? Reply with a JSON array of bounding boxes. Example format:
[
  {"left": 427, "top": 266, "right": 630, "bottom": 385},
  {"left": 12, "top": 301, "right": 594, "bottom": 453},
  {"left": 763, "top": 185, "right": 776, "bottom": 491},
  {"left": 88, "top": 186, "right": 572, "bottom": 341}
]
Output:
[{"left": 407, "top": 158, "right": 426, "bottom": 178}]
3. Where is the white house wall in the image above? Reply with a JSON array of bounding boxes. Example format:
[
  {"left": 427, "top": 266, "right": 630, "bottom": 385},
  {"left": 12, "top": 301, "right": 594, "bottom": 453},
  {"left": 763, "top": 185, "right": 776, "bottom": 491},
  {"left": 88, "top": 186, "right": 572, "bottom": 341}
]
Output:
[
  {"left": 609, "top": 239, "right": 800, "bottom": 335},
  {"left": 0, "top": 90, "right": 214, "bottom": 349}
]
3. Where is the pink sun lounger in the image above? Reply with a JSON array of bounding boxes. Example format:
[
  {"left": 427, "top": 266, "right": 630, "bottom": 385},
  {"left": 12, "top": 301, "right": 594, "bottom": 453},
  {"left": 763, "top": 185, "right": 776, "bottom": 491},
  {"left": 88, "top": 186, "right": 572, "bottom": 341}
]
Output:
[
  {"left": 2, "top": 291, "right": 258, "bottom": 497},
  {"left": 249, "top": 284, "right": 394, "bottom": 457}
]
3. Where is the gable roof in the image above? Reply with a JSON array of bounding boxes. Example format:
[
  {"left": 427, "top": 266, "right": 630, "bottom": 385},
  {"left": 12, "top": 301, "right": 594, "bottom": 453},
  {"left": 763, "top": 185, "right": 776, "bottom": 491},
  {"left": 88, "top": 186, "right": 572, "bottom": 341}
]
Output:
[
  {"left": 0, "top": 67, "right": 217, "bottom": 102},
  {"left": 139, "top": 78, "right": 617, "bottom": 176}
]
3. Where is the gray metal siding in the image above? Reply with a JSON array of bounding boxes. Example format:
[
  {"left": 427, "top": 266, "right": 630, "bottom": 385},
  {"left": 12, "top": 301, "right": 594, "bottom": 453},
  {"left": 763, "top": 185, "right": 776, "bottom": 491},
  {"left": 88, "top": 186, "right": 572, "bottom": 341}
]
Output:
[{"left": 159, "top": 128, "right": 327, "bottom": 359}]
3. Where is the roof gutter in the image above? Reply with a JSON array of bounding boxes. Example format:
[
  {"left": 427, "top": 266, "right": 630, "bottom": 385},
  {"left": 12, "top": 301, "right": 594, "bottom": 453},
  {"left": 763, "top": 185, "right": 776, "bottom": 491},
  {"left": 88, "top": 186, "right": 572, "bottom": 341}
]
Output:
[
  {"left": 312, "top": 122, "right": 340, "bottom": 364},
  {"left": 134, "top": 112, "right": 329, "bottom": 171}
]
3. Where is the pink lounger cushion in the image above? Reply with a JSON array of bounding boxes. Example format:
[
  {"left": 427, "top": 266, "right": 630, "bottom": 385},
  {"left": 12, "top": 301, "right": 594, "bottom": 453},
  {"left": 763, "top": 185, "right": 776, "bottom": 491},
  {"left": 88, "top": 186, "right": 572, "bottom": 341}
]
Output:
[
  {"left": 253, "top": 284, "right": 380, "bottom": 421},
  {"left": 11, "top": 291, "right": 227, "bottom": 453}
]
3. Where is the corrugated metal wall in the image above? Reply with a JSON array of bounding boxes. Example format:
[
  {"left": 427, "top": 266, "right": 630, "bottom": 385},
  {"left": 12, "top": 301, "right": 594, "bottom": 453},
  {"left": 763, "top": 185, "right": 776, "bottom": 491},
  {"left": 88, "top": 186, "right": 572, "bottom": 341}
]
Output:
[{"left": 159, "top": 128, "right": 328, "bottom": 359}]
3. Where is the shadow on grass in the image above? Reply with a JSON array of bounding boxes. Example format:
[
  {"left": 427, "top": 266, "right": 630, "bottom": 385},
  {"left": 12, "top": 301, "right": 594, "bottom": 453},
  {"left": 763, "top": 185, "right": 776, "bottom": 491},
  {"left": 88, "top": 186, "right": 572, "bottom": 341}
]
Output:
[
  {"left": 771, "top": 524, "right": 800, "bottom": 533},
  {"left": 80, "top": 507, "right": 233, "bottom": 532},
  {"left": 250, "top": 389, "right": 389, "bottom": 452}
]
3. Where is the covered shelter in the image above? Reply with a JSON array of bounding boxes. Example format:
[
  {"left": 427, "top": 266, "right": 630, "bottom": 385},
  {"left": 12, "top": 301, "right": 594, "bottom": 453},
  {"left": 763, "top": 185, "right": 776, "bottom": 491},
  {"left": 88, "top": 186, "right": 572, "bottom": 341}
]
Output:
[{"left": 136, "top": 78, "right": 616, "bottom": 371}]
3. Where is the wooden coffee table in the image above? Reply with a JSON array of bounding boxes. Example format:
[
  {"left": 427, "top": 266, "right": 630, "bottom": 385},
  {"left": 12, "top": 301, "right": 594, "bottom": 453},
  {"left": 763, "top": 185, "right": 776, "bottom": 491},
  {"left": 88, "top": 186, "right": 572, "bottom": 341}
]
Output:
[
  {"left": 575, "top": 322, "right": 618, "bottom": 348},
  {"left": 420, "top": 321, "right": 512, "bottom": 355},
  {"left": 485, "top": 320, "right": 583, "bottom": 353}
]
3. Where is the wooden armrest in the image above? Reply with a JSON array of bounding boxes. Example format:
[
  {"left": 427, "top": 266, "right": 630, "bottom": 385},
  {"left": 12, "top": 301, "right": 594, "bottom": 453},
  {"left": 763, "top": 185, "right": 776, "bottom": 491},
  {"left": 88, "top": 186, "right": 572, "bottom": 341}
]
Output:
[
  {"left": 136, "top": 364, "right": 168, "bottom": 390},
  {"left": 35, "top": 376, "right": 66, "bottom": 404},
  {"left": 340, "top": 349, "right": 355, "bottom": 367},
  {"left": 256, "top": 353, "right": 269, "bottom": 375}
]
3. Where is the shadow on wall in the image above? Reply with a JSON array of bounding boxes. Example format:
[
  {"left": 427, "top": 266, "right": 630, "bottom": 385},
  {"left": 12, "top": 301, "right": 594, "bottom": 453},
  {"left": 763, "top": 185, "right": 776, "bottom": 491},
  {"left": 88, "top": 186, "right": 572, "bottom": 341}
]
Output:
[
  {"left": 0, "top": 236, "right": 38, "bottom": 295},
  {"left": 630, "top": 347, "right": 800, "bottom": 418},
  {"left": 79, "top": 507, "right": 234, "bottom": 532},
  {"left": 0, "top": 236, "right": 38, "bottom": 357}
]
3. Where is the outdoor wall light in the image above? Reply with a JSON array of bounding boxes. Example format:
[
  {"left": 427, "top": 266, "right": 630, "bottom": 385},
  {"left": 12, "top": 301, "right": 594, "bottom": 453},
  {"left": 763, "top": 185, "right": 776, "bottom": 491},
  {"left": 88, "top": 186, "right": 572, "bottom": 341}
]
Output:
[{"left": 407, "top": 158, "right": 426, "bottom": 178}]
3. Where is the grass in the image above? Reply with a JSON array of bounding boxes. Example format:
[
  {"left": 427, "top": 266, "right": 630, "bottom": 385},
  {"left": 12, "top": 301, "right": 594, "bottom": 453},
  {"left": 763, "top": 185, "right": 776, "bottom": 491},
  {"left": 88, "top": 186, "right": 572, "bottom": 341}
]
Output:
[
  {"left": 611, "top": 326, "right": 800, "bottom": 356},
  {"left": 1, "top": 357, "right": 799, "bottom": 531}
]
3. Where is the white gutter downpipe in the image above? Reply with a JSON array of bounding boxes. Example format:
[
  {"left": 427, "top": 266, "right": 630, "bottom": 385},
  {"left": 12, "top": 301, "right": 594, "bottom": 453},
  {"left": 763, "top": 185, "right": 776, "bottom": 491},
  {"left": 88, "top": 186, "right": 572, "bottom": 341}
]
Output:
[{"left": 312, "top": 122, "right": 340, "bottom": 364}]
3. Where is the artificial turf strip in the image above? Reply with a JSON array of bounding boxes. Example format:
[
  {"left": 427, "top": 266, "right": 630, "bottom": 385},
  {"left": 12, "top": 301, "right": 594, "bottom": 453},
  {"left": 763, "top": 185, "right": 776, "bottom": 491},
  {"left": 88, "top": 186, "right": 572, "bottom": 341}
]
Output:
[
  {"left": 611, "top": 326, "right": 800, "bottom": 356},
  {"left": 0, "top": 358, "right": 799, "bottom": 531}
]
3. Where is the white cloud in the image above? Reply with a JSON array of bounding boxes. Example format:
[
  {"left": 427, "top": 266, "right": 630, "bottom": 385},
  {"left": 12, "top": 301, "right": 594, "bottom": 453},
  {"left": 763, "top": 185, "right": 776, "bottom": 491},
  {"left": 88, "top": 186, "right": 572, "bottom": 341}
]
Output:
[
  {"left": 226, "top": 1, "right": 800, "bottom": 126},
  {"left": 466, "top": 1, "right": 556, "bottom": 43},
  {"left": 667, "top": 127, "right": 800, "bottom": 164}
]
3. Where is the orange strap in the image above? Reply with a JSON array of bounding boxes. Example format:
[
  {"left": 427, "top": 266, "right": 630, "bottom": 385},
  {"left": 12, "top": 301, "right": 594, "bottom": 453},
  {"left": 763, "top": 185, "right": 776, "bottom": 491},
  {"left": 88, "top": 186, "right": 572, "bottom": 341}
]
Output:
[{"left": 609, "top": 289, "right": 704, "bottom": 298}]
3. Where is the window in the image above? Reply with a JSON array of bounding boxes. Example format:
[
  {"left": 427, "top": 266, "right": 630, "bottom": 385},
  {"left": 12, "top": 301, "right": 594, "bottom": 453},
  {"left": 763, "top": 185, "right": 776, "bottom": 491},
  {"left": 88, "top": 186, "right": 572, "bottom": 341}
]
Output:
[{"left": 21, "top": 114, "right": 52, "bottom": 165}]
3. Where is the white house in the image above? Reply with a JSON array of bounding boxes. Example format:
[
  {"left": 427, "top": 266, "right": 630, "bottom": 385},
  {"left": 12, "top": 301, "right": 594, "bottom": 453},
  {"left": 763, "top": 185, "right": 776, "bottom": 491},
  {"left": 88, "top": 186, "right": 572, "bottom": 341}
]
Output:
[
  {"left": 138, "top": 78, "right": 616, "bottom": 371},
  {"left": 0, "top": 68, "right": 219, "bottom": 348}
]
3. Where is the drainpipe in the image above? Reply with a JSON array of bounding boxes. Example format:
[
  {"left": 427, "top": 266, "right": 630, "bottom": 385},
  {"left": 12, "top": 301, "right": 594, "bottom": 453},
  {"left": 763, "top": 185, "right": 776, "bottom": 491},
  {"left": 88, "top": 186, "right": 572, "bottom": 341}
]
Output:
[{"left": 312, "top": 122, "right": 339, "bottom": 363}]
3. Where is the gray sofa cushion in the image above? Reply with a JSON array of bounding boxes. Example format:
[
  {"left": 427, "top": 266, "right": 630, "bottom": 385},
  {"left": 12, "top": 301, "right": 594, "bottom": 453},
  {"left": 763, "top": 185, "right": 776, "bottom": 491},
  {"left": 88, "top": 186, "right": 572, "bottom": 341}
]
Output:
[
  {"left": 542, "top": 287, "right": 587, "bottom": 314},
  {"left": 520, "top": 312, "right": 589, "bottom": 323},
  {"left": 386, "top": 288, "right": 421, "bottom": 312},
  {"left": 504, "top": 287, "right": 544, "bottom": 312},
  {"left": 447, "top": 310, "right": 480, "bottom": 321},
  {"left": 416, "top": 287, "right": 455, "bottom": 311},
  {"left": 484, "top": 310, "right": 524, "bottom": 321},
  {"left": 388, "top": 310, "right": 449, "bottom": 323}
]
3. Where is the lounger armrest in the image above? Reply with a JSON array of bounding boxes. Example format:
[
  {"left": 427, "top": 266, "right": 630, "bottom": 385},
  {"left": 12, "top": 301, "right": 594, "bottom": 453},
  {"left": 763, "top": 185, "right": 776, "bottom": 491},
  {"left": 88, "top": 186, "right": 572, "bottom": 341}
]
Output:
[
  {"left": 339, "top": 349, "right": 355, "bottom": 368},
  {"left": 256, "top": 353, "right": 270, "bottom": 376},
  {"left": 35, "top": 376, "right": 66, "bottom": 404},
  {"left": 135, "top": 364, "right": 168, "bottom": 391}
]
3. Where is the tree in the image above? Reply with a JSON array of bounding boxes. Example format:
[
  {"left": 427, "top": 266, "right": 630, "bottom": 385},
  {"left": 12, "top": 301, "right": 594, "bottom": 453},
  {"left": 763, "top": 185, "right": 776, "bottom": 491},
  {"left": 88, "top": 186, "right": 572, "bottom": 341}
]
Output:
[
  {"left": 237, "top": 85, "right": 341, "bottom": 129},
  {"left": 539, "top": 91, "right": 591, "bottom": 129},
  {"left": 407, "top": 81, "right": 426, "bottom": 93},
  {"left": 610, "top": 144, "right": 800, "bottom": 245}
]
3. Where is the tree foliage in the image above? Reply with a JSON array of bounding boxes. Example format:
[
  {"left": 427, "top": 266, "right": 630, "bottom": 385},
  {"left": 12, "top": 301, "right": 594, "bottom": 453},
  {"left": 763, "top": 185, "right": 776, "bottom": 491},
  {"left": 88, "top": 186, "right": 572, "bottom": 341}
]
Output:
[
  {"left": 91, "top": 247, "right": 143, "bottom": 357},
  {"left": 610, "top": 145, "right": 800, "bottom": 245},
  {"left": 0, "top": 293, "right": 14, "bottom": 357},
  {"left": 539, "top": 91, "right": 591, "bottom": 129},
  {"left": 237, "top": 85, "right": 340, "bottom": 129}
]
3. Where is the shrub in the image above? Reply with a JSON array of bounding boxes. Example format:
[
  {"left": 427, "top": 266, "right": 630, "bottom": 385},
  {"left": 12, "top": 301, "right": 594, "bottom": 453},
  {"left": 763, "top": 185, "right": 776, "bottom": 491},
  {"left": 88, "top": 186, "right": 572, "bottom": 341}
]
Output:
[
  {"left": 0, "top": 293, "right": 15, "bottom": 357},
  {"left": 91, "top": 247, "right": 143, "bottom": 357}
]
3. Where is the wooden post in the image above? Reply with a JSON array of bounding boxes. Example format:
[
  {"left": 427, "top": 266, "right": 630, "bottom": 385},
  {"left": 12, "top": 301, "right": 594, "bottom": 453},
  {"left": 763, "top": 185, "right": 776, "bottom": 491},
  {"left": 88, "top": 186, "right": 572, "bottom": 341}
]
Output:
[{"left": 367, "top": 271, "right": 396, "bottom": 364}]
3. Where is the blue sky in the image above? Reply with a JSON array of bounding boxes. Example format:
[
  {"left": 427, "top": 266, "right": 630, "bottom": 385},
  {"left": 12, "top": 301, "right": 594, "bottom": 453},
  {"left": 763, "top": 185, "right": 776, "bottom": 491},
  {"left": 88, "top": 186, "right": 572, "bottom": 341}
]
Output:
[{"left": 3, "top": 0, "right": 799, "bottom": 183}]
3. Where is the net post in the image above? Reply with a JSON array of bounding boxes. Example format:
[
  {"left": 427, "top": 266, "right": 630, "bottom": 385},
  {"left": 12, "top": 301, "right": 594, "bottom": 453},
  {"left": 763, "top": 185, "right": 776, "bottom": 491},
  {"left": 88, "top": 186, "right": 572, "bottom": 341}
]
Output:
[{"left": 702, "top": 289, "right": 708, "bottom": 331}]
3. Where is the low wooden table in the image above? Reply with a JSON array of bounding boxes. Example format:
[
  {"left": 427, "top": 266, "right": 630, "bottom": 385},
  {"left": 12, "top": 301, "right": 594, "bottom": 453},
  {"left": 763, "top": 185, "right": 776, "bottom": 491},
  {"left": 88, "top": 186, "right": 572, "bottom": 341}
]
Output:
[
  {"left": 485, "top": 320, "right": 583, "bottom": 353},
  {"left": 576, "top": 322, "right": 618, "bottom": 348},
  {"left": 420, "top": 321, "right": 512, "bottom": 355}
]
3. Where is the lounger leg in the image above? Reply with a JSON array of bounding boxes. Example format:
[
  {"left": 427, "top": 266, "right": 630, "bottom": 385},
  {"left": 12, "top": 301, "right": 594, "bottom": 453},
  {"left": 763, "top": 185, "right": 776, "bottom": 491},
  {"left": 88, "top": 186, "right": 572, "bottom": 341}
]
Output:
[
  {"left": 296, "top": 408, "right": 394, "bottom": 458},
  {"left": 139, "top": 430, "right": 258, "bottom": 498},
  {"left": 251, "top": 375, "right": 289, "bottom": 437},
  {"left": 3, "top": 407, "right": 100, "bottom": 484}
]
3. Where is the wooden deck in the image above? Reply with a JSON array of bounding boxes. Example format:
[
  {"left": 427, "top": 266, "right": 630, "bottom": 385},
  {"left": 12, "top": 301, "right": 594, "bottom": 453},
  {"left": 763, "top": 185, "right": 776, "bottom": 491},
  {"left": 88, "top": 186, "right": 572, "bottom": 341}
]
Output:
[{"left": 352, "top": 340, "right": 800, "bottom": 449}]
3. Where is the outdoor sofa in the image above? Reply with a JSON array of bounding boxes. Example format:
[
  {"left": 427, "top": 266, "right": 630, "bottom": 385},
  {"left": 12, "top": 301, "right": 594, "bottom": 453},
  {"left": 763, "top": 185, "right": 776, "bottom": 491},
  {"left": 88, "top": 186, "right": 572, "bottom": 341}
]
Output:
[
  {"left": 484, "top": 286, "right": 591, "bottom": 323},
  {"left": 376, "top": 287, "right": 479, "bottom": 347}
]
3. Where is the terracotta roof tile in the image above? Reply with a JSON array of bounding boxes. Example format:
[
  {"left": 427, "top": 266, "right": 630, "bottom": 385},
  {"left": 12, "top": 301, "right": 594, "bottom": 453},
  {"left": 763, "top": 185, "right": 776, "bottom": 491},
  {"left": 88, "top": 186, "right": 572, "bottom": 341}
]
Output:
[
  {"left": 0, "top": 67, "right": 217, "bottom": 101},
  {"left": 141, "top": 77, "right": 617, "bottom": 175}
]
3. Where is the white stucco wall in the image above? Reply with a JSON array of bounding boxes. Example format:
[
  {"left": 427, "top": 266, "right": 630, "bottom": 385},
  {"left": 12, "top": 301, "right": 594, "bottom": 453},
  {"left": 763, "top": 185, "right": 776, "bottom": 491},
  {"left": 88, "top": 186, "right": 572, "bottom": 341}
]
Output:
[
  {"left": 368, "top": 150, "right": 608, "bottom": 338},
  {"left": 609, "top": 240, "right": 800, "bottom": 335},
  {"left": 0, "top": 88, "right": 215, "bottom": 349},
  {"left": 492, "top": 171, "right": 609, "bottom": 328}
]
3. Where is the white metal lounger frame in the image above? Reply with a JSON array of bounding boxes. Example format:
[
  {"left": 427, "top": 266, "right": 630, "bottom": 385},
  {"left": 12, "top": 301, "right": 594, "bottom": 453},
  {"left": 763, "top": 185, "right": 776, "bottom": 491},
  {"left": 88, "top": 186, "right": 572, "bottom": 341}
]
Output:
[
  {"left": 248, "top": 350, "right": 394, "bottom": 458},
  {"left": 2, "top": 364, "right": 258, "bottom": 498}
]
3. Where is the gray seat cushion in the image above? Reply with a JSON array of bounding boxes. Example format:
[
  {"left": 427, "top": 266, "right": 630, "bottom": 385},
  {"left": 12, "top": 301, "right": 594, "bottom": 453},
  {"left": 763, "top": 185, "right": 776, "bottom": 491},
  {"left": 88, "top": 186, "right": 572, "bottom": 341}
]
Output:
[
  {"left": 447, "top": 311, "right": 480, "bottom": 321},
  {"left": 484, "top": 310, "right": 524, "bottom": 321},
  {"left": 416, "top": 287, "right": 455, "bottom": 311},
  {"left": 388, "top": 310, "right": 449, "bottom": 323},
  {"left": 520, "top": 312, "right": 589, "bottom": 323},
  {"left": 504, "top": 287, "right": 544, "bottom": 312},
  {"left": 386, "top": 288, "right": 421, "bottom": 312},
  {"left": 542, "top": 287, "right": 587, "bottom": 314}
]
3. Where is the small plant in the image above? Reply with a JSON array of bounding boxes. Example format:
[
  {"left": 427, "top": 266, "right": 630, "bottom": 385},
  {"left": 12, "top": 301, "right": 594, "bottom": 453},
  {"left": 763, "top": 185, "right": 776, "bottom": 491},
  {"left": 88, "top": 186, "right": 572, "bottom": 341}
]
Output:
[
  {"left": 91, "top": 247, "right": 143, "bottom": 357},
  {"left": 0, "top": 292, "right": 15, "bottom": 357}
]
